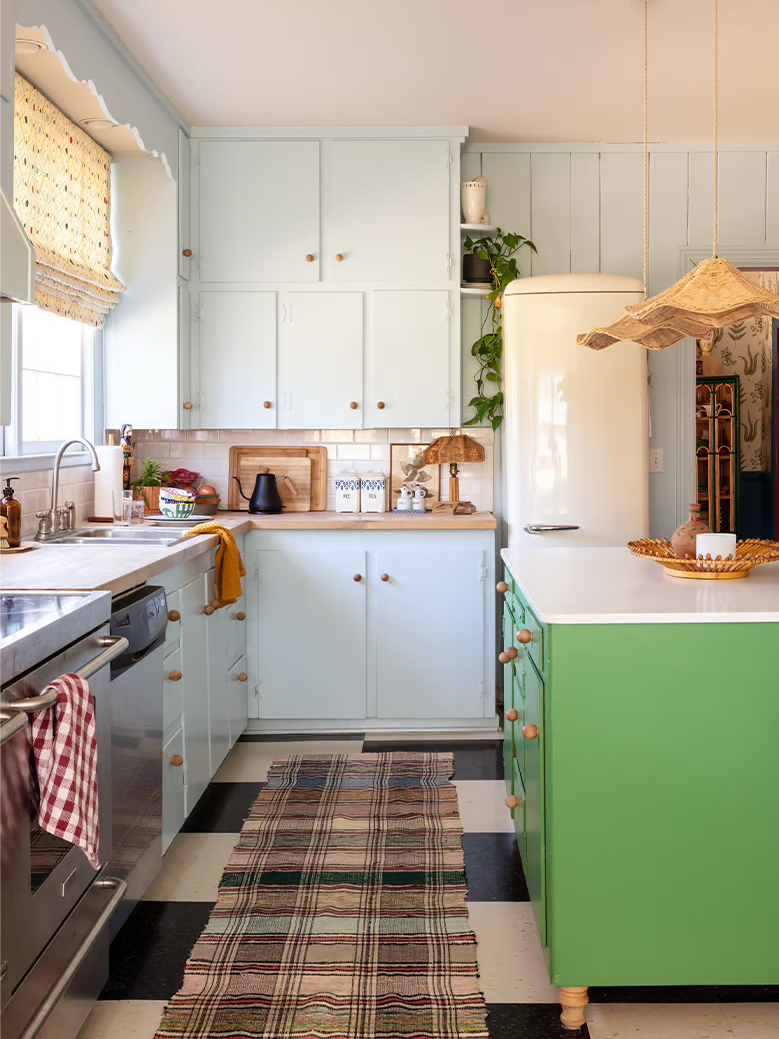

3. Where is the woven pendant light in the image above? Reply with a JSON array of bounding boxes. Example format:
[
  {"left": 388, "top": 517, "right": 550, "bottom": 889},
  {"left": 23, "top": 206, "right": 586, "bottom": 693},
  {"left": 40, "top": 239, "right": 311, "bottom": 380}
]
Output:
[{"left": 626, "top": 0, "right": 779, "bottom": 332}]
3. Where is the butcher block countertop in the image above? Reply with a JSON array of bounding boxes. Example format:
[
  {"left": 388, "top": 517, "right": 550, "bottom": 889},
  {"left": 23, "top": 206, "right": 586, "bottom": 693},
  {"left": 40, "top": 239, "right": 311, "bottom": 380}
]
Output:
[{"left": 0, "top": 511, "right": 496, "bottom": 594}]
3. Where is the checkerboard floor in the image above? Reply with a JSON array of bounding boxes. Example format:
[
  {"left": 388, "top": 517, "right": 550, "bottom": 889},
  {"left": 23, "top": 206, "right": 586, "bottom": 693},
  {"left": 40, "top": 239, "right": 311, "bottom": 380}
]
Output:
[{"left": 78, "top": 735, "right": 779, "bottom": 1039}]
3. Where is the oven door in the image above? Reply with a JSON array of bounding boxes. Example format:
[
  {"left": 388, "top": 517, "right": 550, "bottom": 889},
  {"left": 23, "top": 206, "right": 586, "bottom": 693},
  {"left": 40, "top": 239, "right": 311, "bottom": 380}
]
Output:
[{"left": 0, "top": 624, "right": 116, "bottom": 1006}]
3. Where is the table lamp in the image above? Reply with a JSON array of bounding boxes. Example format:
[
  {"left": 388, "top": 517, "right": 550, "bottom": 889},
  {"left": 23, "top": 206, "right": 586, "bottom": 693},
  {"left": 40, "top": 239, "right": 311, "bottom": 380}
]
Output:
[{"left": 422, "top": 432, "right": 485, "bottom": 514}]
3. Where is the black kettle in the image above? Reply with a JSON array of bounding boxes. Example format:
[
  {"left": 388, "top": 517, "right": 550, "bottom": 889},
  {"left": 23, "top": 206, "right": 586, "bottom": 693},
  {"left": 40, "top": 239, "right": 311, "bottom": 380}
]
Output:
[{"left": 234, "top": 472, "right": 283, "bottom": 514}]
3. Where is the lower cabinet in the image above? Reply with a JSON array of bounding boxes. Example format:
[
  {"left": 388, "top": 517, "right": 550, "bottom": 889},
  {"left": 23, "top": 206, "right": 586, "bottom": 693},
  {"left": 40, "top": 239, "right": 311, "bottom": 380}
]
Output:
[
  {"left": 227, "top": 654, "right": 248, "bottom": 747},
  {"left": 205, "top": 568, "right": 230, "bottom": 774},
  {"left": 162, "top": 727, "right": 186, "bottom": 853},
  {"left": 180, "top": 573, "right": 210, "bottom": 811},
  {"left": 247, "top": 529, "right": 496, "bottom": 729}
]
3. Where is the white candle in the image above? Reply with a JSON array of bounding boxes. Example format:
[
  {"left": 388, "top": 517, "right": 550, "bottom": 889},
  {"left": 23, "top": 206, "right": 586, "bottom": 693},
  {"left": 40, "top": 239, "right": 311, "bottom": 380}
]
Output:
[{"left": 696, "top": 532, "right": 737, "bottom": 560}]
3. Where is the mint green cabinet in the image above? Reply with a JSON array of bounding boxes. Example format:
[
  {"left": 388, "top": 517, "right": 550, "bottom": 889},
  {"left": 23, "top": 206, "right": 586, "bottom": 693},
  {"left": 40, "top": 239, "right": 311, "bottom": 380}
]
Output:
[{"left": 521, "top": 655, "right": 546, "bottom": 946}]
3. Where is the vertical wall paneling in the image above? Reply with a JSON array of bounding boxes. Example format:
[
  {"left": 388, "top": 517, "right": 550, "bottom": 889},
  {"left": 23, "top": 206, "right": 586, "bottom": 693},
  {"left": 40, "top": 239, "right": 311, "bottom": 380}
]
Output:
[
  {"left": 569, "top": 153, "right": 600, "bottom": 273},
  {"left": 687, "top": 150, "right": 715, "bottom": 249},
  {"left": 767, "top": 152, "right": 779, "bottom": 245},
  {"left": 599, "top": 152, "right": 644, "bottom": 279},
  {"left": 530, "top": 152, "right": 571, "bottom": 276},
  {"left": 480, "top": 153, "right": 532, "bottom": 269},
  {"left": 717, "top": 152, "right": 767, "bottom": 247}
]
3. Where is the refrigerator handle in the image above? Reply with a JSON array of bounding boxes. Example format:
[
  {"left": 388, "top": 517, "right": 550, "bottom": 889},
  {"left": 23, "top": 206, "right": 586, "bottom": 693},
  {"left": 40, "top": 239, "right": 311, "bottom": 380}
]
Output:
[{"left": 524, "top": 524, "right": 580, "bottom": 534}]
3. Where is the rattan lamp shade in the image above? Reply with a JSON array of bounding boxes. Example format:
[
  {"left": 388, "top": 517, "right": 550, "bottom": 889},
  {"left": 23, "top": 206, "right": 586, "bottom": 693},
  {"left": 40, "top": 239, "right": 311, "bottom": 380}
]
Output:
[{"left": 422, "top": 434, "right": 485, "bottom": 465}]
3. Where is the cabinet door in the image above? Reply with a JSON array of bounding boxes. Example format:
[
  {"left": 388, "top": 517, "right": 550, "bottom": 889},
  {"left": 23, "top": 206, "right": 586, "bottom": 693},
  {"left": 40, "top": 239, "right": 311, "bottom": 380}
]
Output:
[
  {"left": 226, "top": 594, "right": 248, "bottom": 668},
  {"left": 180, "top": 575, "right": 210, "bottom": 811},
  {"left": 227, "top": 653, "right": 248, "bottom": 747},
  {"left": 205, "top": 569, "right": 230, "bottom": 775},
  {"left": 280, "top": 292, "right": 363, "bottom": 428},
  {"left": 324, "top": 140, "right": 451, "bottom": 282},
  {"left": 256, "top": 549, "right": 367, "bottom": 719},
  {"left": 178, "top": 279, "right": 192, "bottom": 428},
  {"left": 522, "top": 658, "right": 547, "bottom": 945},
  {"left": 373, "top": 550, "right": 487, "bottom": 720},
  {"left": 162, "top": 728, "right": 186, "bottom": 854},
  {"left": 366, "top": 291, "right": 451, "bottom": 428},
  {"left": 178, "top": 129, "right": 191, "bottom": 280},
  {"left": 197, "top": 290, "right": 277, "bottom": 429},
  {"left": 199, "top": 140, "right": 319, "bottom": 283}
]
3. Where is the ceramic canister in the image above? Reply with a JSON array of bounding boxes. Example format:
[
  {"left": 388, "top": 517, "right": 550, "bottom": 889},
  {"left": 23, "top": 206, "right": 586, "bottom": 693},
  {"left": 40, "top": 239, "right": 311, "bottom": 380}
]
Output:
[
  {"left": 461, "top": 176, "right": 487, "bottom": 224},
  {"left": 360, "top": 471, "right": 386, "bottom": 513},
  {"left": 334, "top": 469, "right": 361, "bottom": 513}
]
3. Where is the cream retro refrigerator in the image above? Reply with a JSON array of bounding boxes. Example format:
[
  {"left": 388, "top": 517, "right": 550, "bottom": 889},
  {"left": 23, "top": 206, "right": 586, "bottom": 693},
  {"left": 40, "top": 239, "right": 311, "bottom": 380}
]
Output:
[{"left": 502, "top": 274, "right": 649, "bottom": 549}]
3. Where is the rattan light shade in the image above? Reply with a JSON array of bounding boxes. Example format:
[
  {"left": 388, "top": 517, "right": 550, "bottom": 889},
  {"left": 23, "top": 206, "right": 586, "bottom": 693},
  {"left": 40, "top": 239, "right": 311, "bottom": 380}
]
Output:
[
  {"left": 423, "top": 433, "right": 485, "bottom": 465},
  {"left": 577, "top": 314, "right": 714, "bottom": 352}
]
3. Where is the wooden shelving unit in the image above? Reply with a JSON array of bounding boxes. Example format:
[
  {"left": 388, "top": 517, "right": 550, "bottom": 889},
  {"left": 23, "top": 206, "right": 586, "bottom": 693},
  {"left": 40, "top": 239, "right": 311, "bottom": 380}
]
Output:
[{"left": 695, "top": 376, "right": 740, "bottom": 534}]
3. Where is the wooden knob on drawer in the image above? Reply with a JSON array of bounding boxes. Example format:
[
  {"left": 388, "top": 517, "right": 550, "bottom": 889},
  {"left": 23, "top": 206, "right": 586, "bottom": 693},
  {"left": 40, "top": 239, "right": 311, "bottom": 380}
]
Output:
[
  {"left": 377, "top": 401, "right": 386, "bottom": 410},
  {"left": 168, "top": 669, "right": 182, "bottom": 682},
  {"left": 380, "top": 573, "right": 390, "bottom": 582},
  {"left": 505, "top": 708, "right": 519, "bottom": 722},
  {"left": 204, "top": 605, "right": 214, "bottom": 615},
  {"left": 522, "top": 723, "right": 539, "bottom": 740},
  {"left": 210, "top": 599, "right": 220, "bottom": 609},
  {"left": 168, "top": 610, "right": 180, "bottom": 622},
  {"left": 235, "top": 611, "right": 246, "bottom": 621},
  {"left": 183, "top": 401, "right": 193, "bottom": 410},
  {"left": 181, "top": 248, "right": 192, "bottom": 257},
  {"left": 335, "top": 253, "right": 344, "bottom": 262},
  {"left": 353, "top": 573, "right": 362, "bottom": 582},
  {"left": 170, "top": 754, "right": 184, "bottom": 767},
  {"left": 305, "top": 253, "right": 315, "bottom": 262},
  {"left": 517, "top": 628, "right": 533, "bottom": 644},
  {"left": 498, "top": 647, "right": 518, "bottom": 663},
  {"left": 505, "top": 795, "right": 520, "bottom": 809},
  {"left": 263, "top": 400, "right": 272, "bottom": 409},
  {"left": 349, "top": 401, "right": 359, "bottom": 409},
  {"left": 236, "top": 672, "right": 248, "bottom": 682},
  {"left": 496, "top": 581, "right": 509, "bottom": 594}
]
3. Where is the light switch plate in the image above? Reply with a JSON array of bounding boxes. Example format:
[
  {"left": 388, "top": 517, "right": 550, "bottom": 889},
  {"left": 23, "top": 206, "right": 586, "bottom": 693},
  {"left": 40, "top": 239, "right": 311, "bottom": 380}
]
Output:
[{"left": 648, "top": 448, "right": 664, "bottom": 473}]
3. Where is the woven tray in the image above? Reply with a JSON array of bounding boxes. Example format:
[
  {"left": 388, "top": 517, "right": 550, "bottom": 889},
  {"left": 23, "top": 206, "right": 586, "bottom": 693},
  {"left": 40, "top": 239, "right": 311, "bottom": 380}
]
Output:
[{"left": 627, "top": 537, "right": 779, "bottom": 580}]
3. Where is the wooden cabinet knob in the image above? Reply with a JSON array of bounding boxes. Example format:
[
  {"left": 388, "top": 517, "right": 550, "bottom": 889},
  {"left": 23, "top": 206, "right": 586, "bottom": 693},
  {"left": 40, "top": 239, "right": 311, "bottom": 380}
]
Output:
[
  {"left": 235, "top": 611, "right": 246, "bottom": 621},
  {"left": 183, "top": 401, "right": 193, "bottom": 411},
  {"left": 380, "top": 573, "right": 390, "bottom": 582},
  {"left": 170, "top": 754, "right": 184, "bottom": 767},
  {"left": 505, "top": 794, "right": 520, "bottom": 810},
  {"left": 210, "top": 599, "right": 220, "bottom": 609},
  {"left": 236, "top": 672, "right": 248, "bottom": 682},
  {"left": 263, "top": 400, "right": 272, "bottom": 409},
  {"left": 517, "top": 628, "right": 533, "bottom": 644},
  {"left": 496, "top": 581, "right": 509, "bottom": 594},
  {"left": 204, "top": 605, "right": 214, "bottom": 615},
  {"left": 505, "top": 708, "right": 519, "bottom": 722},
  {"left": 377, "top": 401, "right": 386, "bottom": 410},
  {"left": 181, "top": 248, "right": 192, "bottom": 257},
  {"left": 349, "top": 401, "right": 359, "bottom": 410},
  {"left": 305, "top": 253, "right": 315, "bottom": 262},
  {"left": 168, "top": 669, "right": 182, "bottom": 682},
  {"left": 335, "top": 253, "right": 344, "bottom": 262},
  {"left": 168, "top": 609, "right": 181, "bottom": 622},
  {"left": 353, "top": 573, "right": 362, "bottom": 582},
  {"left": 522, "top": 723, "right": 539, "bottom": 740},
  {"left": 498, "top": 647, "right": 519, "bottom": 664}
]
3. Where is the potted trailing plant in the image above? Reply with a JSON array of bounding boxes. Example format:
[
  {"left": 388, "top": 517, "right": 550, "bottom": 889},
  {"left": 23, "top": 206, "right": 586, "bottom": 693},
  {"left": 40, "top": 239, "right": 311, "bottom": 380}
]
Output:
[
  {"left": 463, "top": 228, "right": 536, "bottom": 430},
  {"left": 132, "top": 458, "right": 171, "bottom": 515}
]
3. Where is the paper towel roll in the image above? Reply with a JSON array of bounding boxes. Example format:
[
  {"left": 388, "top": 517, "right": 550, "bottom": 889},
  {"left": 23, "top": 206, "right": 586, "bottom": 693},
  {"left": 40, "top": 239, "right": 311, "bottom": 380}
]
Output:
[{"left": 94, "top": 446, "right": 124, "bottom": 518}]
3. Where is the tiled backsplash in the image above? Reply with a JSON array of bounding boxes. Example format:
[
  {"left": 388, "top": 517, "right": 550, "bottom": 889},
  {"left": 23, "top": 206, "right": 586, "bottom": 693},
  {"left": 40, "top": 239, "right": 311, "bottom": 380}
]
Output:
[
  {"left": 10, "top": 465, "right": 96, "bottom": 537},
  {"left": 128, "top": 428, "right": 495, "bottom": 512}
]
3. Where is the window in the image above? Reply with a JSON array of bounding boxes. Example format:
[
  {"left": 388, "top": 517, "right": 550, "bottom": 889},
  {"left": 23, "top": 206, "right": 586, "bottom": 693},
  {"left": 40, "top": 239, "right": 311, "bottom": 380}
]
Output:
[{"left": 2, "top": 305, "right": 101, "bottom": 458}]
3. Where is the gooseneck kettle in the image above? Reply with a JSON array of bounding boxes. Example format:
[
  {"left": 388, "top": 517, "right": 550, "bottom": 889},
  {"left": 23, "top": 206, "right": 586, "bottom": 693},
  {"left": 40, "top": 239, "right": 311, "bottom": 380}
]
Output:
[{"left": 234, "top": 472, "right": 283, "bottom": 514}]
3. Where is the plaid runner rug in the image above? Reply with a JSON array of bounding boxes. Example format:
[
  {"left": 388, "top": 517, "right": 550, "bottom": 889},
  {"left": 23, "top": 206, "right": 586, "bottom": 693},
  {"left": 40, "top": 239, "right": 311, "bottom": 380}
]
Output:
[{"left": 154, "top": 752, "right": 489, "bottom": 1038}]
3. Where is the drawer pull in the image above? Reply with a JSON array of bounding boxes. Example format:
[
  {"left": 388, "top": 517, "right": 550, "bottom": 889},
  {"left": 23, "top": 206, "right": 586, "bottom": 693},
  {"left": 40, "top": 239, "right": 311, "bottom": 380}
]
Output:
[
  {"left": 204, "top": 605, "right": 214, "bottom": 615},
  {"left": 349, "top": 401, "right": 359, "bottom": 410},
  {"left": 235, "top": 611, "right": 246, "bottom": 621},
  {"left": 522, "top": 723, "right": 539, "bottom": 740},
  {"left": 516, "top": 628, "right": 533, "bottom": 644},
  {"left": 170, "top": 754, "right": 184, "bottom": 767},
  {"left": 498, "top": 647, "right": 518, "bottom": 664},
  {"left": 505, "top": 708, "right": 519, "bottom": 722},
  {"left": 167, "top": 609, "right": 181, "bottom": 622},
  {"left": 505, "top": 794, "right": 522, "bottom": 809},
  {"left": 335, "top": 253, "right": 344, "bottom": 262},
  {"left": 183, "top": 401, "right": 193, "bottom": 411},
  {"left": 168, "top": 669, "right": 182, "bottom": 682},
  {"left": 496, "top": 581, "right": 509, "bottom": 594}
]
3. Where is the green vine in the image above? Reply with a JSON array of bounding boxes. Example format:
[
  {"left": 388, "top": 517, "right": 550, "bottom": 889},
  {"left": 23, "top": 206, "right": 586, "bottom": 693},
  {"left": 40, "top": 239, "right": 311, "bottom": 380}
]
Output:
[{"left": 463, "top": 229, "right": 536, "bottom": 430}]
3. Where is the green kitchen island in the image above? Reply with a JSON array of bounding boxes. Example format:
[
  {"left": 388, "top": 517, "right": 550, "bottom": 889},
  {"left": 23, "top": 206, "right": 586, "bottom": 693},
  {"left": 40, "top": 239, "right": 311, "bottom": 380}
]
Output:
[{"left": 498, "top": 546, "right": 779, "bottom": 1029}]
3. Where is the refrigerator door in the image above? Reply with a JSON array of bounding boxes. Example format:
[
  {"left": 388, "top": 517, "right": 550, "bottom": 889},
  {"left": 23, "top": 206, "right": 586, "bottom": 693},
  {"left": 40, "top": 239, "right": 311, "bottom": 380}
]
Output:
[{"left": 503, "top": 274, "right": 648, "bottom": 549}]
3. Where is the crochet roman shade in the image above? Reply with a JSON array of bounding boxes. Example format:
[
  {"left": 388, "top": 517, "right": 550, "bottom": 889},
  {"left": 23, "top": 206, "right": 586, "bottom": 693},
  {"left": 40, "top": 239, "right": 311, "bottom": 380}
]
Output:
[{"left": 13, "top": 73, "right": 125, "bottom": 327}]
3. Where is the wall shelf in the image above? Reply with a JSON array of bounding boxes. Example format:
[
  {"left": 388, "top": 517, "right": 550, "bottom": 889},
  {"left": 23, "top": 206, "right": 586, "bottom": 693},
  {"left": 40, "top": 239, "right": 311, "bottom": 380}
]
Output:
[
  {"left": 460, "top": 223, "right": 497, "bottom": 233},
  {"left": 460, "top": 286, "right": 492, "bottom": 296}
]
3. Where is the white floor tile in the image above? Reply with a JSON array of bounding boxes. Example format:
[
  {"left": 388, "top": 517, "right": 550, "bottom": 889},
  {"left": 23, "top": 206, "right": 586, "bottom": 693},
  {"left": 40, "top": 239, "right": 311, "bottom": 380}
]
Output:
[
  {"left": 587, "top": 1003, "right": 733, "bottom": 1039},
  {"left": 212, "top": 740, "right": 364, "bottom": 782},
  {"left": 364, "top": 730, "right": 502, "bottom": 741},
  {"left": 77, "top": 1000, "right": 166, "bottom": 1039},
  {"left": 468, "top": 901, "right": 558, "bottom": 1003},
  {"left": 454, "top": 780, "right": 514, "bottom": 833},
  {"left": 143, "top": 832, "right": 239, "bottom": 901},
  {"left": 720, "top": 1002, "right": 779, "bottom": 1039}
]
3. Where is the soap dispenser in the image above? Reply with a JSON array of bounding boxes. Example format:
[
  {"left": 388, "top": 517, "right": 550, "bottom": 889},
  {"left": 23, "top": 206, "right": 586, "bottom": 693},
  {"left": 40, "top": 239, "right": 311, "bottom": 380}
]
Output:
[{"left": 1, "top": 477, "right": 22, "bottom": 547}]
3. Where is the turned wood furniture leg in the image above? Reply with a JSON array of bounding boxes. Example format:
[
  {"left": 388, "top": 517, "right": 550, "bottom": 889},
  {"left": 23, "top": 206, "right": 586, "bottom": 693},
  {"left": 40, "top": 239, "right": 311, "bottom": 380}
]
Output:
[{"left": 559, "top": 986, "right": 589, "bottom": 1030}]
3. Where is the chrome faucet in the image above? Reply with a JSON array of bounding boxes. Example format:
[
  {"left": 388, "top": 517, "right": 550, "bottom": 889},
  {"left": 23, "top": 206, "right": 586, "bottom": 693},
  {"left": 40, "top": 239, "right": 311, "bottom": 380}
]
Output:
[{"left": 35, "top": 438, "right": 101, "bottom": 541}]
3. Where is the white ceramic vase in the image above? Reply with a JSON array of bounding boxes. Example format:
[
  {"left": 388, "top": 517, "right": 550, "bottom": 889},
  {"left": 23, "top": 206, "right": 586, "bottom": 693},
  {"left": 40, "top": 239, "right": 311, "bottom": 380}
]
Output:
[{"left": 461, "top": 177, "right": 487, "bottom": 224}]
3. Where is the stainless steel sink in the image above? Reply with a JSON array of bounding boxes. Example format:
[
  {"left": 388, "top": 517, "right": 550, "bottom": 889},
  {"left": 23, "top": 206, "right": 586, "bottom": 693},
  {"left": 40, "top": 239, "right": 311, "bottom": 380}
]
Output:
[{"left": 48, "top": 527, "right": 186, "bottom": 547}]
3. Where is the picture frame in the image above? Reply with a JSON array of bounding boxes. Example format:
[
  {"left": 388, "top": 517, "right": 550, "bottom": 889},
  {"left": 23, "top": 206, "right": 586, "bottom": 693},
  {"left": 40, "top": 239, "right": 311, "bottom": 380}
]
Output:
[{"left": 389, "top": 443, "right": 441, "bottom": 510}]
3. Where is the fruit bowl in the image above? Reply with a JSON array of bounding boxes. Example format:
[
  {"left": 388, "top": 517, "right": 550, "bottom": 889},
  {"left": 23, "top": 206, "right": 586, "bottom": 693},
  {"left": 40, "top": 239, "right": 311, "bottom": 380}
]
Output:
[{"left": 628, "top": 537, "right": 779, "bottom": 580}]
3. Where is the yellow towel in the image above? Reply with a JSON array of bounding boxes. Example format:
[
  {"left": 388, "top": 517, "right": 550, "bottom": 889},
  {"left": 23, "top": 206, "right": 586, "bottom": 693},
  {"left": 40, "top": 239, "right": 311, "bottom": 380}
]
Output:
[{"left": 181, "top": 523, "right": 247, "bottom": 607}]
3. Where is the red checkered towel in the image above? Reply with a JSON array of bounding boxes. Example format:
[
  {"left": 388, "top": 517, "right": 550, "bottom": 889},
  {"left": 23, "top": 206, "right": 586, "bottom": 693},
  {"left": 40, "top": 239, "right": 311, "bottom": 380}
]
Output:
[{"left": 31, "top": 674, "right": 100, "bottom": 869}]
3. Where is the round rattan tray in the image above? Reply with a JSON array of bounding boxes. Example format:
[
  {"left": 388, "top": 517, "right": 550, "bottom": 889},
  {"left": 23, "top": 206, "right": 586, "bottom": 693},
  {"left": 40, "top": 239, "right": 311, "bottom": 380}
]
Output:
[{"left": 627, "top": 538, "right": 779, "bottom": 580}]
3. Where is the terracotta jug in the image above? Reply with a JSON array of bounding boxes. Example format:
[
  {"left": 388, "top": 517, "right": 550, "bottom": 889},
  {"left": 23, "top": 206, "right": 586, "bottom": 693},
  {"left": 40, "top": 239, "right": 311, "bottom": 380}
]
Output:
[{"left": 671, "top": 503, "right": 710, "bottom": 558}]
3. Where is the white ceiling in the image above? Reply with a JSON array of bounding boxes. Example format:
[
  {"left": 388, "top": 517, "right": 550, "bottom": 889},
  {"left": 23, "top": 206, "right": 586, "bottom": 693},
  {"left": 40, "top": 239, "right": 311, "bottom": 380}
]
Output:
[{"left": 88, "top": 0, "right": 779, "bottom": 143}]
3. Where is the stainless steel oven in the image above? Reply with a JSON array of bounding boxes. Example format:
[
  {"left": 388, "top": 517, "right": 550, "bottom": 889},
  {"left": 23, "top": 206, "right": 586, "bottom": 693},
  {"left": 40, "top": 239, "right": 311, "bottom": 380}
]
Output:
[{"left": 0, "top": 591, "right": 127, "bottom": 1039}]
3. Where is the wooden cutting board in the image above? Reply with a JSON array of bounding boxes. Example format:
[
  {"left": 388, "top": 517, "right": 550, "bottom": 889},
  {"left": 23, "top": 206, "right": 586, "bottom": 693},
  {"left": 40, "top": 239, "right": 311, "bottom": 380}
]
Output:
[
  {"left": 228, "top": 445, "right": 327, "bottom": 511},
  {"left": 229, "top": 451, "right": 312, "bottom": 512}
]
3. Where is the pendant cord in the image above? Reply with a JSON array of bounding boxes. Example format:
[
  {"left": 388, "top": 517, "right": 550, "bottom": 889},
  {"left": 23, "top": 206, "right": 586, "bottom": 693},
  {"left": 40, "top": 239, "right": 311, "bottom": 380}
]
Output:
[
  {"left": 643, "top": 0, "right": 648, "bottom": 296},
  {"left": 712, "top": 0, "right": 719, "bottom": 257}
]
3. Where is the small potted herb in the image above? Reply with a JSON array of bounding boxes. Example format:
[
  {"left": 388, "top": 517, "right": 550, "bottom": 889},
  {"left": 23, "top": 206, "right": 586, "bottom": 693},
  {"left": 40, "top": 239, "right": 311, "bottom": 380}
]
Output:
[{"left": 132, "top": 459, "right": 171, "bottom": 515}]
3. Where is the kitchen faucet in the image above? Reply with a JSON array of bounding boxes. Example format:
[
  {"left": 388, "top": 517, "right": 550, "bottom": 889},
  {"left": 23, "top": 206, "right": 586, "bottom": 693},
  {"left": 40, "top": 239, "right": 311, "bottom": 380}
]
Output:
[{"left": 35, "top": 438, "right": 101, "bottom": 541}]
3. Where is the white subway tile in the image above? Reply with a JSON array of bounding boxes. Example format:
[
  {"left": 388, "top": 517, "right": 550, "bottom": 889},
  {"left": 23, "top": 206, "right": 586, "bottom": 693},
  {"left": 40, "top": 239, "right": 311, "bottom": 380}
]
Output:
[
  {"left": 336, "top": 444, "right": 370, "bottom": 460},
  {"left": 216, "top": 429, "right": 252, "bottom": 443},
  {"left": 320, "top": 430, "right": 354, "bottom": 444},
  {"left": 284, "top": 430, "right": 321, "bottom": 443},
  {"left": 354, "top": 429, "right": 389, "bottom": 444},
  {"left": 168, "top": 443, "right": 184, "bottom": 458},
  {"left": 369, "top": 445, "right": 391, "bottom": 463}
]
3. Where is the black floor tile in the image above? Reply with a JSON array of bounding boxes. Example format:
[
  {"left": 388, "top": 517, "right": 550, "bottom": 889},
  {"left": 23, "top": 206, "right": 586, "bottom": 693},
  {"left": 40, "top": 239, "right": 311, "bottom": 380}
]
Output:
[
  {"left": 715, "top": 985, "right": 779, "bottom": 1001},
  {"left": 239, "top": 732, "right": 365, "bottom": 742},
  {"left": 486, "top": 1003, "right": 590, "bottom": 1038},
  {"left": 100, "top": 901, "right": 212, "bottom": 1000},
  {"left": 588, "top": 984, "right": 717, "bottom": 1003},
  {"left": 180, "top": 781, "right": 265, "bottom": 833},
  {"left": 463, "top": 832, "right": 529, "bottom": 901},
  {"left": 362, "top": 740, "right": 503, "bottom": 780}
]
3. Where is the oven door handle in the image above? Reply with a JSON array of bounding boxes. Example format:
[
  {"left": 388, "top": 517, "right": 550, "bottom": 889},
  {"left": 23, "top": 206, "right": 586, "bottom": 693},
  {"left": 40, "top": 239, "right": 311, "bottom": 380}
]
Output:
[
  {"left": 18, "top": 876, "right": 127, "bottom": 1039},
  {"left": 0, "top": 635, "right": 129, "bottom": 714},
  {"left": 0, "top": 708, "right": 28, "bottom": 746}
]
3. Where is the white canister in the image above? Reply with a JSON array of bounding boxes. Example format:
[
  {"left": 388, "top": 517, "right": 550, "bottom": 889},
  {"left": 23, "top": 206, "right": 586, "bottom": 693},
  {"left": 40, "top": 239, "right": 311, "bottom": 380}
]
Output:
[
  {"left": 360, "top": 470, "right": 386, "bottom": 513},
  {"left": 461, "top": 176, "right": 487, "bottom": 224},
  {"left": 335, "top": 469, "right": 361, "bottom": 513},
  {"left": 696, "top": 532, "right": 737, "bottom": 559}
]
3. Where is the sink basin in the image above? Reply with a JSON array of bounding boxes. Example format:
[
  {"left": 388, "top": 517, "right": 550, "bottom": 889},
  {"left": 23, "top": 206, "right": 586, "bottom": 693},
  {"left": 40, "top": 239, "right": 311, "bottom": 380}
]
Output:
[{"left": 49, "top": 527, "right": 186, "bottom": 547}]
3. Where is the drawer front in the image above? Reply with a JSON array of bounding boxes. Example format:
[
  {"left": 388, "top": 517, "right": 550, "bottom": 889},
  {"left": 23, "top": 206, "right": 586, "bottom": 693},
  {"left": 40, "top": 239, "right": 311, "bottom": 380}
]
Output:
[
  {"left": 501, "top": 569, "right": 524, "bottom": 626},
  {"left": 502, "top": 602, "right": 517, "bottom": 695},
  {"left": 226, "top": 595, "right": 248, "bottom": 666},
  {"left": 162, "top": 727, "right": 186, "bottom": 853},
  {"left": 165, "top": 588, "right": 183, "bottom": 649},
  {"left": 521, "top": 601, "right": 544, "bottom": 673},
  {"left": 512, "top": 758, "right": 526, "bottom": 855},
  {"left": 163, "top": 646, "right": 184, "bottom": 735},
  {"left": 522, "top": 656, "right": 547, "bottom": 946}
]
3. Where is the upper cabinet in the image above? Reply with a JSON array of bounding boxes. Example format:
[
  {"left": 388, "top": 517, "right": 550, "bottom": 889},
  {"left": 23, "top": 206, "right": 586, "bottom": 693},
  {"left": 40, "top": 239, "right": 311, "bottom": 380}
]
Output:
[
  {"left": 178, "top": 130, "right": 192, "bottom": 280},
  {"left": 198, "top": 140, "right": 320, "bottom": 284}
]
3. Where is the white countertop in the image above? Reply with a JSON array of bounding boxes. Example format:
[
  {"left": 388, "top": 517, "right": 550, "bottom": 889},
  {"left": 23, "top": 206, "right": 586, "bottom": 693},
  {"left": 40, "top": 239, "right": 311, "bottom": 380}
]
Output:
[{"left": 501, "top": 546, "right": 779, "bottom": 624}]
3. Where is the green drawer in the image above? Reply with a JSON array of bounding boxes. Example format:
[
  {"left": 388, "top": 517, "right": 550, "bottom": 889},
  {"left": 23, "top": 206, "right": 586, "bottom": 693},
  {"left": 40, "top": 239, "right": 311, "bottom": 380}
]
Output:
[
  {"left": 521, "top": 654, "right": 547, "bottom": 946},
  {"left": 500, "top": 569, "right": 524, "bottom": 627},
  {"left": 512, "top": 758, "right": 526, "bottom": 853}
]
